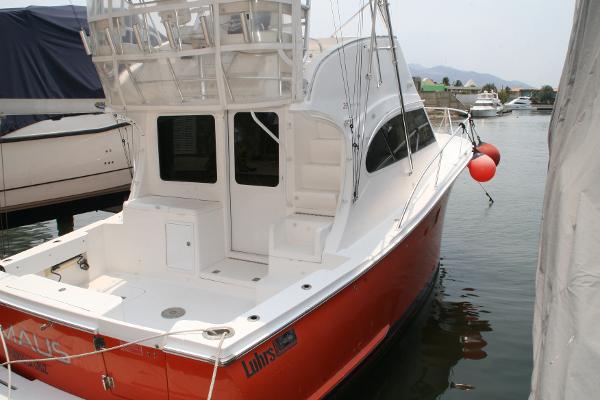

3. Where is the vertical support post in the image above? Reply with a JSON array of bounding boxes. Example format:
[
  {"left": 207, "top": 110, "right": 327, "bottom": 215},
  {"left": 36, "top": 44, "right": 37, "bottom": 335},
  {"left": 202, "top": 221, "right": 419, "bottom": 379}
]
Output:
[
  {"left": 291, "top": 0, "right": 303, "bottom": 101},
  {"left": 213, "top": 4, "right": 228, "bottom": 107},
  {"left": 57, "top": 215, "right": 74, "bottom": 236},
  {"left": 303, "top": 0, "right": 312, "bottom": 61},
  {"left": 369, "top": 0, "right": 382, "bottom": 86},
  {"left": 107, "top": 7, "right": 127, "bottom": 109},
  {"left": 278, "top": 2, "right": 283, "bottom": 97}
]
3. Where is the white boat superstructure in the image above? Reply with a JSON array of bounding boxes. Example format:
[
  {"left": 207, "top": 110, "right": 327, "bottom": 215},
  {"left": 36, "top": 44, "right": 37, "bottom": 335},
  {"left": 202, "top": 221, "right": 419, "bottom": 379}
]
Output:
[
  {"left": 0, "top": 1, "right": 474, "bottom": 398},
  {"left": 505, "top": 96, "right": 533, "bottom": 110},
  {"left": 470, "top": 90, "right": 504, "bottom": 117}
]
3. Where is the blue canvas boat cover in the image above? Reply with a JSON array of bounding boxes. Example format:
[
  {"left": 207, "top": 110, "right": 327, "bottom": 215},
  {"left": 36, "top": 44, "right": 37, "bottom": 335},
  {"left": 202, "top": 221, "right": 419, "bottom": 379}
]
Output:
[{"left": 0, "top": 5, "right": 104, "bottom": 134}]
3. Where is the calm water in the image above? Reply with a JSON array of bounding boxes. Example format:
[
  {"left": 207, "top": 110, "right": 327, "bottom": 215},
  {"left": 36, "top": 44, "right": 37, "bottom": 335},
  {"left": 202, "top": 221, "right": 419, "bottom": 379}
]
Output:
[{"left": 0, "top": 112, "right": 550, "bottom": 399}]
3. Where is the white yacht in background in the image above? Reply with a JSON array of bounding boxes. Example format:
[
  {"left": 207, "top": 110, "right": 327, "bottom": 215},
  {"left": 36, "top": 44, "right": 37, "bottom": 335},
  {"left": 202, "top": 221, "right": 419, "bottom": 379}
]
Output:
[
  {"left": 470, "top": 91, "right": 504, "bottom": 117},
  {"left": 505, "top": 96, "right": 533, "bottom": 110},
  {"left": 0, "top": 113, "right": 134, "bottom": 223}
]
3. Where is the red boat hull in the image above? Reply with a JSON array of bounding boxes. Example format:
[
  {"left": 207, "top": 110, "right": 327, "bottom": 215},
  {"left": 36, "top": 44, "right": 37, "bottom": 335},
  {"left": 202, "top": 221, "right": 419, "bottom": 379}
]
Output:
[{"left": 0, "top": 193, "right": 450, "bottom": 399}]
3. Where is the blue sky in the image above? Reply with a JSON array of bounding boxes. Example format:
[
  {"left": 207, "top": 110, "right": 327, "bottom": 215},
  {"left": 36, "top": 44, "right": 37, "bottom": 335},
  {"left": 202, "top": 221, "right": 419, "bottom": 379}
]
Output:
[{"left": 4, "top": 0, "right": 575, "bottom": 87}]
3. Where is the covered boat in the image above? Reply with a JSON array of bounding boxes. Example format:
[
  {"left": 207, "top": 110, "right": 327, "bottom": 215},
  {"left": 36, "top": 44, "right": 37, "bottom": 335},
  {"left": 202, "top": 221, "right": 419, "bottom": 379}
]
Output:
[
  {"left": 530, "top": 1, "right": 599, "bottom": 398},
  {"left": 0, "top": 1, "right": 474, "bottom": 398},
  {"left": 0, "top": 6, "right": 133, "bottom": 227}
]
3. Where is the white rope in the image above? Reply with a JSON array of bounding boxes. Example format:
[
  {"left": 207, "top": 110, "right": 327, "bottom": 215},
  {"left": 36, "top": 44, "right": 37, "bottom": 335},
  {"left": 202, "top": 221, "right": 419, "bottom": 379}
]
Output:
[
  {"left": 0, "top": 327, "right": 228, "bottom": 399},
  {"left": 0, "top": 326, "right": 12, "bottom": 400},
  {"left": 207, "top": 333, "right": 226, "bottom": 400}
]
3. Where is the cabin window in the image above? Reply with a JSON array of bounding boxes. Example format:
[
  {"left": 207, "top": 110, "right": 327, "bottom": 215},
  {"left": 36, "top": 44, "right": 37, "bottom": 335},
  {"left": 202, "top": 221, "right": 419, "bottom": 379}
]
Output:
[
  {"left": 366, "top": 108, "right": 435, "bottom": 173},
  {"left": 408, "top": 108, "right": 436, "bottom": 153},
  {"left": 234, "top": 112, "right": 279, "bottom": 187},
  {"left": 157, "top": 115, "right": 217, "bottom": 183}
]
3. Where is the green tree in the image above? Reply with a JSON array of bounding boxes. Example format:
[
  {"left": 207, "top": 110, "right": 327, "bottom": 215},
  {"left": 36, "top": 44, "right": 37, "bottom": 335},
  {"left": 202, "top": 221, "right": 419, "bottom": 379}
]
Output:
[
  {"left": 453, "top": 79, "right": 463, "bottom": 87},
  {"left": 538, "top": 85, "right": 556, "bottom": 104},
  {"left": 498, "top": 88, "right": 510, "bottom": 103},
  {"left": 412, "top": 76, "right": 422, "bottom": 92},
  {"left": 442, "top": 76, "right": 450, "bottom": 86},
  {"left": 482, "top": 83, "right": 497, "bottom": 93}
]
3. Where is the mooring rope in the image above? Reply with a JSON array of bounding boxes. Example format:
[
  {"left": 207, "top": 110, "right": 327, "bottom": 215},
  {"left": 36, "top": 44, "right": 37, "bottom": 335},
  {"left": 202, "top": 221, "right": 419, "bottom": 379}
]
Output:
[
  {"left": 0, "top": 327, "right": 227, "bottom": 399},
  {"left": 207, "top": 333, "right": 226, "bottom": 400},
  {"left": 0, "top": 140, "right": 10, "bottom": 258},
  {"left": 0, "top": 326, "right": 12, "bottom": 400}
]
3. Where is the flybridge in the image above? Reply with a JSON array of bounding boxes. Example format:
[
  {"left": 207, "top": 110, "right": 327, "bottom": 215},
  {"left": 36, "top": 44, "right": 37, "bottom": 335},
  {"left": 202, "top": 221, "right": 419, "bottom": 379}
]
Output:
[{"left": 85, "top": 0, "right": 310, "bottom": 109}]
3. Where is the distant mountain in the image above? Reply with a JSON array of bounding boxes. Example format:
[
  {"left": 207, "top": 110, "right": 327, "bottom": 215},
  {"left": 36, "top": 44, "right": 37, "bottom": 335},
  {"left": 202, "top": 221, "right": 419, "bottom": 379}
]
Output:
[{"left": 408, "top": 64, "right": 534, "bottom": 89}]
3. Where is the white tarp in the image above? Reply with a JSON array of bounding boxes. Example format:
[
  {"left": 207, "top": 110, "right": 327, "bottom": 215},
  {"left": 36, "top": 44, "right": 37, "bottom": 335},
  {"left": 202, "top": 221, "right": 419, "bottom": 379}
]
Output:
[{"left": 530, "top": 1, "right": 600, "bottom": 398}]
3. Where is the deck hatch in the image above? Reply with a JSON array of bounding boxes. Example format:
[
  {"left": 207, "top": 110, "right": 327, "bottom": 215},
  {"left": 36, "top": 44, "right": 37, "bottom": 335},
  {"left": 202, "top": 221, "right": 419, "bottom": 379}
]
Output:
[{"left": 165, "top": 222, "right": 195, "bottom": 272}]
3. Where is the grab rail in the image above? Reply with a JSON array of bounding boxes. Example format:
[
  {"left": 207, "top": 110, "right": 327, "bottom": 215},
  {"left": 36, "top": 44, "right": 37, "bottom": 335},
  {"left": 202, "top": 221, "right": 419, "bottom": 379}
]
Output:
[{"left": 397, "top": 107, "right": 470, "bottom": 229}]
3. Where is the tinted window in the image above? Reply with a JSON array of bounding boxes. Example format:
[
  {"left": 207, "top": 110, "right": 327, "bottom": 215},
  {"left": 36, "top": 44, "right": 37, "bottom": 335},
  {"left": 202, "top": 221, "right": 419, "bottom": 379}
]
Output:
[
  {"left": 408, "top": 108, "right": 436, "bottom": 153},
  {"left": 157, "top": 115, "right": 217, "bottom": 183},
  {"left": 366, "top": 108, "right": 435, "bottom": 173},
  {"left": 365, "top": 114, "right": 409, "bottom": 173},
  {"left": 234, "top": 112, "right": 279, "bottom": 187}
]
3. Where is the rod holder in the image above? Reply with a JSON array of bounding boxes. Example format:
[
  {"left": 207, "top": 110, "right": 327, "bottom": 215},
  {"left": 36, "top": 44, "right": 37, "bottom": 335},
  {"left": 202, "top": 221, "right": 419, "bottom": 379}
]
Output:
[
  {"left": 104, "top": 27, "right": 116, "bottom": 55},
  {"left": 163, "top": 20, "right": 177, "bottom": 49},
  {"left": 240, "top": 12, "right": 252, "bottom": 43},
  {"left": 200, "top": 16, "right": 212, "bottom": 47},
  {"left": 79, "top": 30, "right": 92, "bottom": 55},
  {"left": 133, "top": 24, "right": 144, "bottom": 52}
]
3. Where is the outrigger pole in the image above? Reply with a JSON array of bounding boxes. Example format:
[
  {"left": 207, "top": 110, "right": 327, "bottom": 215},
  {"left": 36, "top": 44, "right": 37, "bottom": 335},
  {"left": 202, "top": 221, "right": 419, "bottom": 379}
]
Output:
[{"left": 377, "top": 0, "right": 413, "bottom": 174}]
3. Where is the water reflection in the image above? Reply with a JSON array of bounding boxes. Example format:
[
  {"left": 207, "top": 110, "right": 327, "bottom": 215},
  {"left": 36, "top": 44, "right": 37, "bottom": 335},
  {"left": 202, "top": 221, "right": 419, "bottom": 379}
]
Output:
[
  {"left": 328, "top": 267, "right": 492, "bottom": 400},
  {"left": 0, "top": 211, "right": 111, "bottom": 259},
  {"left": 0, "top": 220, "right": 56, "bottom": 259}
]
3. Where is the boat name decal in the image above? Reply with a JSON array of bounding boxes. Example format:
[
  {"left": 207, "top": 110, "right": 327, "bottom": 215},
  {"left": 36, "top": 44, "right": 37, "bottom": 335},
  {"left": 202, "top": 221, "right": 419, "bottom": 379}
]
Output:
[
  {"left": 241, "top": 329, "right": 297, "bottom": 379},
  {"left": 2, "top": 325, "right": 71, "bottom": 364}
]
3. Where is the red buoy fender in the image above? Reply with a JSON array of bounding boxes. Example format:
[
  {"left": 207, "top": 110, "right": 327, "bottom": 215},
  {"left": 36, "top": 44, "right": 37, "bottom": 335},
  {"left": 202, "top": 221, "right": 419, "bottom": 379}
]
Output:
[
  {"left": 468, "top": 152, "right": 496, "bottom": 182},
  {"left": 476, "top": 142, "right": 501, "bottom": 166}
]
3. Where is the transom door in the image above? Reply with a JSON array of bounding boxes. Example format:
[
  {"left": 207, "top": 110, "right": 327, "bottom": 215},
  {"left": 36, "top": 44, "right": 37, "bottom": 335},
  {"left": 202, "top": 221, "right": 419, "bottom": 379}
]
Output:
[{"left": 228, "top": 111, "right": 286, "bottom": 255}]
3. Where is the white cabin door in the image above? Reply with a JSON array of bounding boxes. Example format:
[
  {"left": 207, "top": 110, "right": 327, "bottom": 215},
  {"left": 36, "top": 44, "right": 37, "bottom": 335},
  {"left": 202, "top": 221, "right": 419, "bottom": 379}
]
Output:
[{"left": 228, "top": 111, "right": 286, "bottom": 255}]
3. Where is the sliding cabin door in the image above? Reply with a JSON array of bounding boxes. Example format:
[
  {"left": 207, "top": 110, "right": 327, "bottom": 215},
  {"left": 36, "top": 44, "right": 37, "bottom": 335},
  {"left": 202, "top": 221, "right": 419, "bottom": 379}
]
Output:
[{"left": 228, "top": 111, "right": 286, "bottom": 256}]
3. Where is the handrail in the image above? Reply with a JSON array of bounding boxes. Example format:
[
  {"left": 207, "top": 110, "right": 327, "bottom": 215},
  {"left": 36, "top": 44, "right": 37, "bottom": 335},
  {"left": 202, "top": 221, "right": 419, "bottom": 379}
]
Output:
[
  {"left": 397, "top": 108, "right": 470, "bottom": 229},
  {"left": 424, "top": 106, "right": 469, "bottom": 116},
  {"left": 250, "top": 111, "right": 280, "bottom": 144}
]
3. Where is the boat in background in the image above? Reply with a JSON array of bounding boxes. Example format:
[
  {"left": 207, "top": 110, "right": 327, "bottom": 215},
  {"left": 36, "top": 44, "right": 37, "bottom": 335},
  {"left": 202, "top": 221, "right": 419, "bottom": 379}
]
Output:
[
  {"left": 470, "top": 91, "right": 504, "bottom": 117},
  {"left": 505, "top": 96, "right": 533, "bottom": 110},
  {"left": 0, "top": 6, "right": 133, "bottom": 228},
  {"left": 0, "top": 1, "right": 479, "bottom": 398},
  {"left": 0, "top": 113, "right": 134, "bottom": 227}
]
